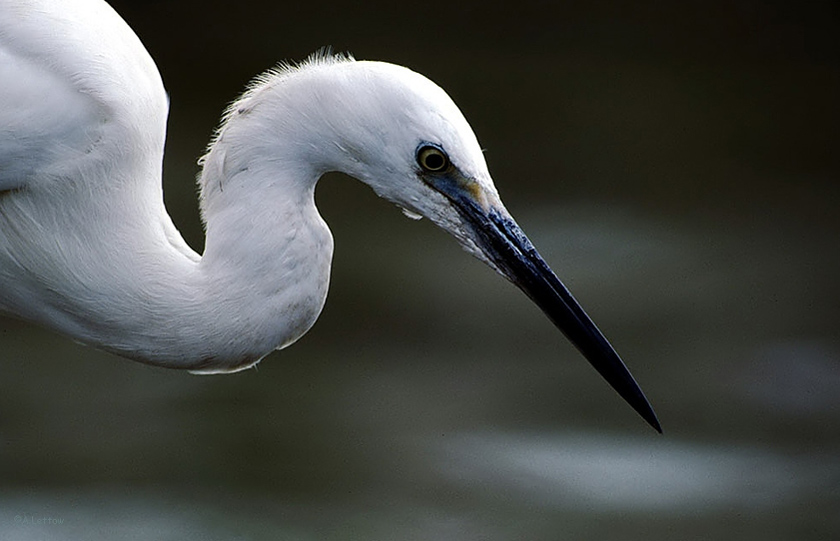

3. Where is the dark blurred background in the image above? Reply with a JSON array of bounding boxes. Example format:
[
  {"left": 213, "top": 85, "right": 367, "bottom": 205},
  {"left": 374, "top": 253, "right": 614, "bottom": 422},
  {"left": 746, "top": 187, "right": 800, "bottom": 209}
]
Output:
[{"left": 2, "top": 1, "right": 838, "bottom": 539}]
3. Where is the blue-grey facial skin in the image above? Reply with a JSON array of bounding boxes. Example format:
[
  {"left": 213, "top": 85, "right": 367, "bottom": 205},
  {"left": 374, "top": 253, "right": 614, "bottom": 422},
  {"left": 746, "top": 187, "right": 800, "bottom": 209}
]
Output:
[{"left": 421, "top": 161, "right": 661, "bottom": 433}]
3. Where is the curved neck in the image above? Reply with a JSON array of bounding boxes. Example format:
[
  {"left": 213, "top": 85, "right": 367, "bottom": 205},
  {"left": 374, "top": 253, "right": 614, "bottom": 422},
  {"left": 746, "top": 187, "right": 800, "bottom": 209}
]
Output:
[
  {"left": 2, "top": 69, "right": 342, "bottom": 372},
  {"left": 185, "top": 72, "right": 346, "bottom": 372},
  {"left": 181, "top": 66, "right": 358, "bottom": 371}
]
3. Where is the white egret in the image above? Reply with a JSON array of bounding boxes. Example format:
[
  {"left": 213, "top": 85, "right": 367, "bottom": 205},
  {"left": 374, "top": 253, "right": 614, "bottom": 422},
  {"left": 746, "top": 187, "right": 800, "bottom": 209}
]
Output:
[{"left": 0, "top": 0, "right": 660, "bottom": 431}]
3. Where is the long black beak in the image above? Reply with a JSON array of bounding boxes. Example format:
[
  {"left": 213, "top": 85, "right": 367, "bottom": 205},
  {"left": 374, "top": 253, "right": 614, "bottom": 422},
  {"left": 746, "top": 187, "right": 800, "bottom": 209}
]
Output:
[{"left": 425, "top": 173, "right": 661, "bottom": 432}]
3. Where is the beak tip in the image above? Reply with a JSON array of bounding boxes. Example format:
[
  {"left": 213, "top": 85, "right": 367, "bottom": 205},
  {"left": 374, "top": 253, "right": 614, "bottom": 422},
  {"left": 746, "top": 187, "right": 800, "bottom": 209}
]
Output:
[
  {"left": 605, "top": 367, "right": 662, "bottom": 433},
  {"left": 622, "top": 381, "right": 662, "bottom": 433},
  {"left": 641, "top": 405, "right": 663, "bottom": 434}
]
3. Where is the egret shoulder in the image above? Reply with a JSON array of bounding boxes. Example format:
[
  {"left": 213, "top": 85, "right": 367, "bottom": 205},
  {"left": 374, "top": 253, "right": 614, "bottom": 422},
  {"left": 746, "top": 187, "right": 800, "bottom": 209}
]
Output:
[{"left": 0, "top": 0, "right": 168, "bottom": 192}]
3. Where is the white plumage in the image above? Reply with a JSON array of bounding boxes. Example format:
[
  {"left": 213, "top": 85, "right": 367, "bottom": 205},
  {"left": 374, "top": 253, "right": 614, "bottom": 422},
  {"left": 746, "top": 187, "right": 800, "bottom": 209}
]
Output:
[{"left": 0, "top": 0, "right": 660, "bottom": 429}]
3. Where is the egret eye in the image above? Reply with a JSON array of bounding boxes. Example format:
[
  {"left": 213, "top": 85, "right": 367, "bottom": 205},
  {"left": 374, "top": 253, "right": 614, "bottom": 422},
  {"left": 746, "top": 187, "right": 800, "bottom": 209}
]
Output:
[{"left": 416, "top": 145, "right": 450, "bottom": 173}]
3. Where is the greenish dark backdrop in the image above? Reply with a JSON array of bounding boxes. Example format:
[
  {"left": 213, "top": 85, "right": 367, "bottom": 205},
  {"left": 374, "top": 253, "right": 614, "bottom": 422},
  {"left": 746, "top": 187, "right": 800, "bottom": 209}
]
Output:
[{"left": 1, "top": 1, "right": 838, "bottom": 539}]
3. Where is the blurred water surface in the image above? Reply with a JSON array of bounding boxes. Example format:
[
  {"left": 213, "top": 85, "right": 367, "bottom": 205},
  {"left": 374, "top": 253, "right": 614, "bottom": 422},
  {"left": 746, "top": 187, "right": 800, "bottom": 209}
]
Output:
[{"left": 1, "top": 1, "right": 838, "bottom": 539}]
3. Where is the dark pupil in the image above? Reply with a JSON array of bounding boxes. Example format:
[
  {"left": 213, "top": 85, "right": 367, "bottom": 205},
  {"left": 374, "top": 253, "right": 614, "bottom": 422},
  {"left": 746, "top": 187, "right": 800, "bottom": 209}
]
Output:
[{"left": 424, "top": 151, "right": 445, "bottom": 170}]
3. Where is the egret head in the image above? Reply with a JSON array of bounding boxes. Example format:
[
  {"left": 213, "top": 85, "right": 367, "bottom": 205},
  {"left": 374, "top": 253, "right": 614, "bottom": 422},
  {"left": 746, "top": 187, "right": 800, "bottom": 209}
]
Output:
[
  {"left": 344, "top": 61, "right": 505, "bottom": 263},
  {"left": 311, "top": 58, "right": 658, "bottom": 431}
]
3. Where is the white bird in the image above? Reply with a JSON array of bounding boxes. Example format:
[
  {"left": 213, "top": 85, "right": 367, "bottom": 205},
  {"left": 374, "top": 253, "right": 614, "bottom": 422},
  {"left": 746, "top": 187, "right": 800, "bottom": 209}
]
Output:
[{"left": 0, "top": 0, "right": 660, "bottom": 431}]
